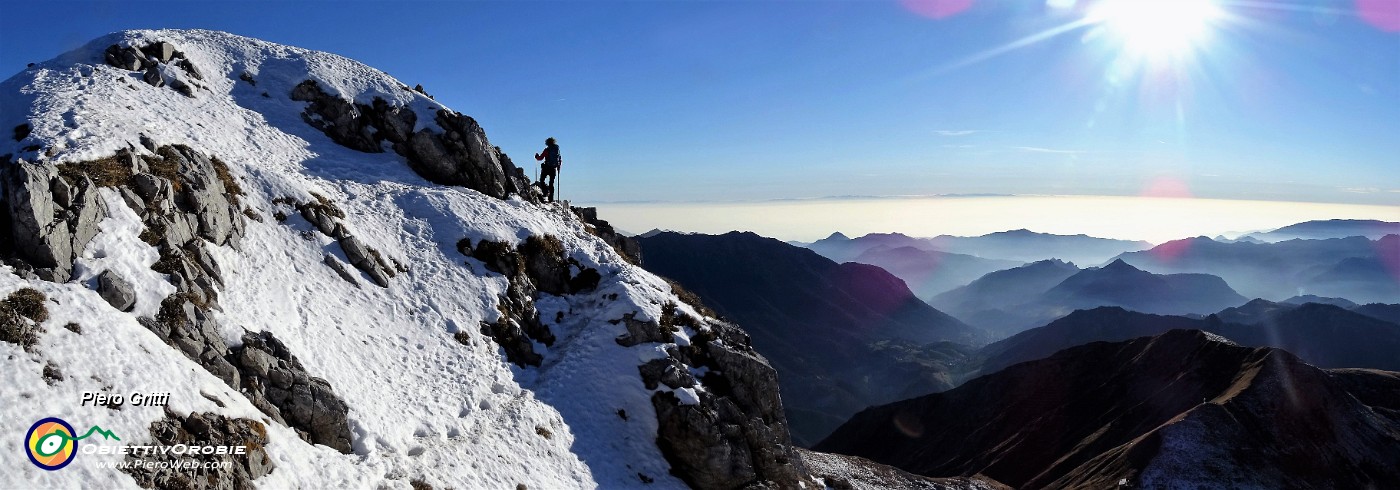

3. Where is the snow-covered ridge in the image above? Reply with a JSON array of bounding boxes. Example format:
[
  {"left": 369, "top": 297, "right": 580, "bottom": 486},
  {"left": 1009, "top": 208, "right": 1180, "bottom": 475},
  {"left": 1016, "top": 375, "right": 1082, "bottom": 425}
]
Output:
[
  {"left": 4, "top": 29, "right": 443, "bottom": 167},
  {"left": 2, "top": 29, "right": 810, "bottom": 489}
]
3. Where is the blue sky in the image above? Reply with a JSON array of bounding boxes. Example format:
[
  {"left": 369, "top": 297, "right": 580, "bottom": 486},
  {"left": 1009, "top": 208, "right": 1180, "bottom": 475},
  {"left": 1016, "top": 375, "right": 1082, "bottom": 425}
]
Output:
[{"left": 2, "top": 0, "right": 1397, "bottom": 206}]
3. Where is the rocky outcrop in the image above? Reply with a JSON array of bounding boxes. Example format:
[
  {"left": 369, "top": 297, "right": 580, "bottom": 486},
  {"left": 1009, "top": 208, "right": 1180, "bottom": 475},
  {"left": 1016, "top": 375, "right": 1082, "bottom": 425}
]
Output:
[
  {"left": 460, "top": 229, "right": 812, "bottom": 486},
  {"left": 274, "top": 194, "right": 401, "bottom": 288},
  {"left": 0, "top": 161, "right": 105, "bottom": 282},
  {"left": 290, "top": 80, "right": 534, "bottom": 201},
  {"left": 103, "top": 41, "right": 204, "bottom": 96},
  {"left": 639, "top": 310, "right": 812, "bottom": 489},
  {"left": 462, "top": 234, "right": 607, "bottom": 367},
  {"left": 233, "top": 331, "right": 354, "bottom": 453},
  {"left": 122, "top": 411, "right": 274, "bottom": 490},
  {"left": 3, "top": 143, "right": 355, "bottom": 455},
  {"left": 572, "top": 206, "right": 641, "bottom": 265}
]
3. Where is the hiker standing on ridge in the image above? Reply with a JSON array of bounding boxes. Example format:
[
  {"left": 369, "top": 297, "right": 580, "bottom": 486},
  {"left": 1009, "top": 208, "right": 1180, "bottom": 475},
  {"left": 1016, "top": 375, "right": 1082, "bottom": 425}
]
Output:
[{"left": 534, "top": 137, "right": 562, "bottom": 202}]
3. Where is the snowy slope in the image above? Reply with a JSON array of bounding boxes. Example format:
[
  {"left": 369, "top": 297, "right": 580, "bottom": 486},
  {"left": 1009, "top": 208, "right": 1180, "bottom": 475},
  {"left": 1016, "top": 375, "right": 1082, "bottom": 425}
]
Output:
[{"left": 1, "top": 29, "right": 773, "bottom": 489}]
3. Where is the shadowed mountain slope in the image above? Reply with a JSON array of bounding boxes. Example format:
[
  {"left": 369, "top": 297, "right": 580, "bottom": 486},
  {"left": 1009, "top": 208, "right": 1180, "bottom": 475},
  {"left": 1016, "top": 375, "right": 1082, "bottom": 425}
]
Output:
[
  {"left": 635, "top": 231, "right": 984, "bottom": 445},
  {"left": 817, "top": 330, "right": 1400, "bottom": 489}
]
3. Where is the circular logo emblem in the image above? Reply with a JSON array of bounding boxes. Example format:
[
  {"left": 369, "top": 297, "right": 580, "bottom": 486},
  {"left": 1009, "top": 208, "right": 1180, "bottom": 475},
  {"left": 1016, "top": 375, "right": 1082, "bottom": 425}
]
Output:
[{"left": 25, "top": 418, "right": 77, "bottom": 471}]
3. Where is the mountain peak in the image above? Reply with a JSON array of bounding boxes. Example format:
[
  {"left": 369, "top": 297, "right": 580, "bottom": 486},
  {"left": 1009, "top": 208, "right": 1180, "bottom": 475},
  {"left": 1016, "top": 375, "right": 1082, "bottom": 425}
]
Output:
[
  {"left": 824, "top": 231, "right": 849, "bottom": 241},
  {"left": 1, "top": 29, "right": 819, "bottom": 488},
  {"left": 1102, "top": 258, "right": 1139, "bottom": 271}
]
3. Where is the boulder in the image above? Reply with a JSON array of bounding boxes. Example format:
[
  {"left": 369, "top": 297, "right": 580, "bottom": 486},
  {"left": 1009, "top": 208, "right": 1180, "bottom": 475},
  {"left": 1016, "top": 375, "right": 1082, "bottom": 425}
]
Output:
[
  {"left": 0, "top": 162, "right": 106, "bottom": 281},
  {"left": 336, "top": 235, "right": 391, "bottom": 287},
  {"left": 97, "top": 270, "right": 136, "bottom": 311},
  {"left": 613, "top": 313, "right": 670, "bottom": 347},
  {"left": 103, "top": 44, "right": 146, "bottom": 71},
  {"left": 142, "top": 65, "right": 165, "bottom": 88},
  {"left": 232, "top": 331, "right": 354, "bottom": 453},
  {"left": 141, "top": 42, "right": 177, "bottom": 63},
  {"left": 175, "top": 58, "right": 203, "bottom": 80},
  {"left": 323, "top": 254, "right": 360, "bottom": 287}
]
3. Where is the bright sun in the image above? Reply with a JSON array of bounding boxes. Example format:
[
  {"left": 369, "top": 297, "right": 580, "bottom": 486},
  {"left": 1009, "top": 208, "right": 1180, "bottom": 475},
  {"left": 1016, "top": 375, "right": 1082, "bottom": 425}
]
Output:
[{"left": 1091, "top": 0, "right": 1224, "bottom": 59}]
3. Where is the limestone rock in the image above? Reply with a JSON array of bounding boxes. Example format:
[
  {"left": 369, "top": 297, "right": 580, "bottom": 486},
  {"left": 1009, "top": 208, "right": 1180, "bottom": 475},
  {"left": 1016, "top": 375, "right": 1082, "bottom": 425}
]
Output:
[
  {"left": 140, "top": 41, "right": 177, "bottom": 63},
  {"left": 290, "top": 79, "right": 535, "bottom": 202},
  {"left": 97, "top": 270, "right": 136, "bottom": 311},
  {"left": 232, "top": 331, "right": 354, "bottom": 453},
  {"left": 651, "top": 320, "right": 811, "bottom": 489},
  {"left": 323, "top": 254, "right": 360, "bottom": 287},
  {"left": 0, "top": 162, "right": 107, "bottom": 281},
  {"left": 122, "top": 411, "right": 273, "bottom": 489},
  {"left": 142, "top": 65, "right": 165, "bottom": 88}
]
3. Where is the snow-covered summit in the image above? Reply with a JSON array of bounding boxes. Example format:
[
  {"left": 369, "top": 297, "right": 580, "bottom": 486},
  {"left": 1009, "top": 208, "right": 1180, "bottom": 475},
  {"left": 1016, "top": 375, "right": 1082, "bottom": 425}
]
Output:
[
  {"left": 1, "top": 29, "right": 819, "bottom": 489},
  {"left": 6, "top": 29, "right": 435, "bottom": 164}
]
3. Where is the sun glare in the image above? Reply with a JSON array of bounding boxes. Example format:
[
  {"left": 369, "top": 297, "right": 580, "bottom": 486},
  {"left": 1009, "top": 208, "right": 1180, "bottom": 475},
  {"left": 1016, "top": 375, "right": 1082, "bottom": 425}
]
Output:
[{"left": 1090, "top": 0, "right": 1223, "bottom": 59}]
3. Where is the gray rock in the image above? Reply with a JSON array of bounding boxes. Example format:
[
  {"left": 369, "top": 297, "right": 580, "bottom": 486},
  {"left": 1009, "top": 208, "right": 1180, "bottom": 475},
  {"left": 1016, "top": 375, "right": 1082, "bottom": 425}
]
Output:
[
  {"left": 237, "top": 345, "right": 277, "bottom": 378},
  {"left": 336, "top": 235, "right": 390, "bottom": 288},
  {"left": 170, "top": 79, "right": 194, "bottom": 98},
  {"left": 51, "top": 178, "right": 73, "bottom": 208},
  {"left": 70, "top": 177, "right": 105, "bottom": 264},
  {"left": 2, "top": 163, "right": 64, "bottom": 270},
  {"left": 290, "top": 79, "right": 534, "bottom": 202},
  {"left": 142, "top": 65, "right": 165, "bottom": 88},
  {"left": 118, "top": 186, "right": 145, "bottom": 211},
  {"left": 1, "top": 162, "right": 107, "bottom": 281},
  {"left": 614, "top": 313, "right": 670, "bottom": 347},
  {"left": 138, "top": 134, "right": 158, "bottom": 153},
  {"left": 142, "top": 42, "right": 177, "bottom": 63},
  {"left": 323, "top": 254, "right": 360, "bottom": 287},
  {"left": 651, "top": 320, "right": 812, "bottom": 489},
  {"left": 131, "top": 173, "right": 167, "bottom": 201},
  {"left": 103, "top": 45, "right": 147, "bottom": 71},
  {"left": 121, "top": 411, "right": 273, "bottom": 489},
  {"left": 301, "top": 206, "right": 337, "bottom": 236},
  {"left": 232, "top": 331, "right": 354, "bottom": 453},
  {"left": 97, "top": 270, "right": 136, "bottom": 311},
  {"left": 175, "top": 58, "right": 203, "bottom": 80},
  {"left": 640, "top": 357, "right": 697, "bottom": 390}
]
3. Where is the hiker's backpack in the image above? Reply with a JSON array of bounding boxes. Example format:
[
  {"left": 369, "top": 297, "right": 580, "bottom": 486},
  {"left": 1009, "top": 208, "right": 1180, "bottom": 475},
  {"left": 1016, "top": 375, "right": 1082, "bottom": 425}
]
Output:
[{"left": 545, "top": 144, "right": 562, "bottom": 167}]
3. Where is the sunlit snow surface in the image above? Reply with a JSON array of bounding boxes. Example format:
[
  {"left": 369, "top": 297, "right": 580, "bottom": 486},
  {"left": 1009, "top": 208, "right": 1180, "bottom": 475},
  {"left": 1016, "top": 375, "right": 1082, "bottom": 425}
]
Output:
[{"left": 1, "top": 29, "right": 699, "bottom": 489}]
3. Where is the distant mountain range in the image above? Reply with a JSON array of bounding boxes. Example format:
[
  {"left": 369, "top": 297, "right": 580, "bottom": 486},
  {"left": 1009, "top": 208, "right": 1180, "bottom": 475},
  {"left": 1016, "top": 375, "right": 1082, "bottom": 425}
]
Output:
[
  {"left": 849, "top": 245, "right": 1022, "bottom": 298},
  {"left": 816, "top": 329, "right": 1400, "bottom": 488},
  {"left": 975, "top": 301, "right": 1400, "bottom": 376},
  {"left": 808, "top": 229, "right": 1149, "bottom": 267},
  {"left": 1116, "top": 234, "right": 1399, "bottom": 304},
  {"left": 634, "top": 231, "right": 984, "bottom": 446},
  {"left": 1244, "top": 219, "right": 1400, "bottom": 242},
  {"left": 932, "top": 259, "right": 1247, "bottom": 338},
  {"left": 929, "top": 259, "right": 1080, "bottom": 331}
]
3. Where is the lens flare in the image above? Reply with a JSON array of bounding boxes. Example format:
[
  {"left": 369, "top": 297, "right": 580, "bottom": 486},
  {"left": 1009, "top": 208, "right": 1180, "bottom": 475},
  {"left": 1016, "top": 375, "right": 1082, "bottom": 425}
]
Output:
[
  {"left": 901, "top": 0, "right": 975, "bottom": 20},
  {"left": 1357, "top": 0, "right": 1400, "bottom": 32},
  {"left": 1089, "top": 0, "right": 1224, "bottom": 59}
]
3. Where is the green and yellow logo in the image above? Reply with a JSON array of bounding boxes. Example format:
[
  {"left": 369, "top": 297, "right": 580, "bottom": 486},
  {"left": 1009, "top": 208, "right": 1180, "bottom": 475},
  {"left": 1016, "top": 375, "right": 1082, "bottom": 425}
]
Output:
[{"left": 24, "top": 418, "right": 119, "bottom": 470}]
